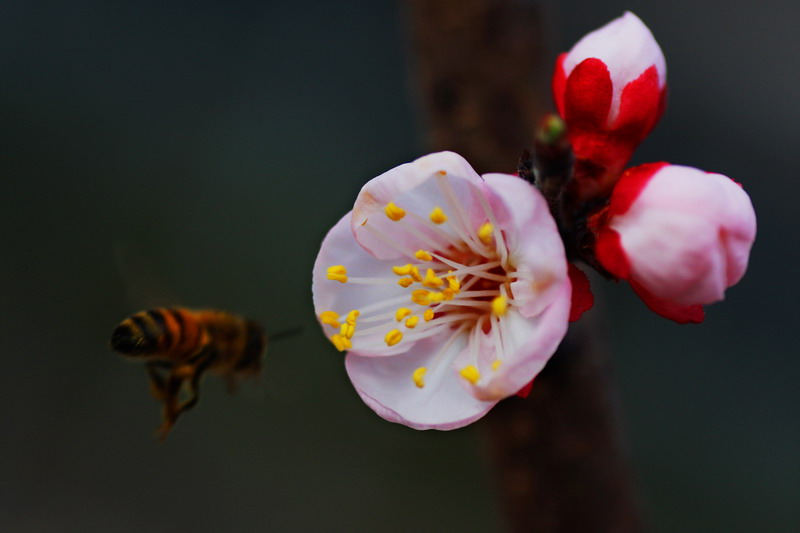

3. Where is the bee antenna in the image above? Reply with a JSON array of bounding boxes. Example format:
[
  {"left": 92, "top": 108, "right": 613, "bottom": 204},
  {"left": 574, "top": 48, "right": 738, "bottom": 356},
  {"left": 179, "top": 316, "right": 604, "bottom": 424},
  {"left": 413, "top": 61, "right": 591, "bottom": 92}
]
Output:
[{"left": 268, "top": 326, "right": 304, "bottom": 343}]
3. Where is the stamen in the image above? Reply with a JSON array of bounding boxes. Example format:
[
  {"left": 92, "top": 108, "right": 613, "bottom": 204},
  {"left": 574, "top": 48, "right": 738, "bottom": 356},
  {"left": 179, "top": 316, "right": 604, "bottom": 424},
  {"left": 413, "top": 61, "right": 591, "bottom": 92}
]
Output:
[
  {"left": 392, "top": 264, "right": 413, "bottom": 276},
  {"left": 395, "top": 308, "right": 412, "bottom": 322},
  {"left": 447, "top": 273, "right": 460, "bottom": 292},
  {"left": 478, "top": 222, "right": 494, "bottom": 245},
  {"left": 429, "top": 206, "right": 448, "bottom": 224},
  {"left": 405, "top": 316, "right": 419, "bottom": 329},
  {"left": 414, "top": 249, "right": 433, "bottom": 261},
  {"left": 412, "top": 367, "right": 427, "bottom": 388},
  {"left": 329, "top": 334, "right": 351, "bottom": 352},
  {"left": 474, "top": 185, "right": 509, "bottom": 266},
  {"left": 423, "top": 268, "right": 444, "bottom": 288},
  {"left": 424, "top": 309, "right": 435, "bottom": 321},
  {"left": 385, "top": 202, "right": 406, "bottom": 221},
  {"left": 492, "top": 360, "right": 502, "bottom": 371},
  {"left": 435, "top": 174, "right": 487, "bottom": 255},
  {"left": 397, "top": 277, "right": 414, "bottom": 288},
  {"left": 410, "top": 266, "right": 423, "bottom": 283},
  {"left": 319, "top": 311, "right": 340, "bottom": 329},
  {"left": 346, "top": 310, "right": 360, "bottom": 325},
  {"left": 385, "top": 329, "right": 403, "bottom": 346},
  {"left": 326, "top": 265, "right": 348, "bottom": 283},
  {"left": 339, "top": 322, "right": 355, "bottom": 339},
  {"left": 492, "top": 295, "right": 508, "bottom": 316},
  {"left": 362, "top": 222, "right": 416, "bottom": 258},
  {"left": 459, "top": 365, "right": 481, "bottom": 384}
]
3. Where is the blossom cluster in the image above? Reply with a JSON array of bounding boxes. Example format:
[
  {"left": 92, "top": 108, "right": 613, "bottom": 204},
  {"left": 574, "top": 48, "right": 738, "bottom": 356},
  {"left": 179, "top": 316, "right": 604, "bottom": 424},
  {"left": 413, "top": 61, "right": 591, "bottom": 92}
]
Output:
[{"left": 312, "top": 12, "right": 756, "bottom": 429}]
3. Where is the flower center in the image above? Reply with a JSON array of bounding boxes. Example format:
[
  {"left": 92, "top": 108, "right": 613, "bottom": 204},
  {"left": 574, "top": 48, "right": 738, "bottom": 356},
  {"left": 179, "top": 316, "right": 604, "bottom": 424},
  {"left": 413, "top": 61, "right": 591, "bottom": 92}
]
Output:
[{"left": 321, "top": 172, "right": 519, "bottom": 388}]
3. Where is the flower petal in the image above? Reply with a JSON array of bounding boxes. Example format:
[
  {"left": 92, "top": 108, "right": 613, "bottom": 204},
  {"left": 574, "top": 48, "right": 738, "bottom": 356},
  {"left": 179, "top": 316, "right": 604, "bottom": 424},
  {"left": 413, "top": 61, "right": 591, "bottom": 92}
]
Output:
[
  {"left": 481, "top": 173, "right": 569, "bottom": 318},
  {"left": 345, "top": 330, "right": 497, "bottom": 430},
  {"left": 351, "top": 152, "right": 486, "bottom": 261},
  {"left": 312, "top": 212, "right": 419, "bottom": 356}
]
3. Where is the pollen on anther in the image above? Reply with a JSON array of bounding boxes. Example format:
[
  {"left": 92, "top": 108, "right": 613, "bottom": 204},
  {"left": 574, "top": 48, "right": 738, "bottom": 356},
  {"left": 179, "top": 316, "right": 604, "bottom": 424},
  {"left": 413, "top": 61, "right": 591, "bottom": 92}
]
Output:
[
  {"left": 397, "top": 277, "right": 414, "bottom": 288},
  {"left": 492, "top": 295, "right": 508, "bottom": 316},
  {"left": 385, "top": 202, "right": 406, "bottom": 221},
  {"left": 326, "top": 265, "right": 348, "bottom": 283},
  {"left": 319, "top": 311, "right": 340, "bottom": 329},
  {"left": 330, "top": 334, "right": 349, "bottom": 352},
  {"left": 410, "top": 266, "right": 423, "bottom": 283},
  {"left": 405, "top": 316, "right": 419, "bottom": 329},
  {"left": 415, "top": 249, "right": 433, "bottom": 261},
  {"left": 339, "top": 323, "right": 355, "bottom": 340},
  {"left": 460, "top": 365, "right": 481, "bottom": 384},
  {"left": 423, "top": 268, "right": 444, "bottom": 288},
  {"left": 424, "top": 309, "right": 435, "bottom": 321},
  {"left": 392, "top": 264, "right": 413, "bottom": 276},
  {"left": 447, "top": 273, "right": 460, "bottom": 292},
  {"left": 395, "top": 308, "right": 412, "bottom": 322},
  {"left": 385, "top": 329, "right": 403, "bottom": 346},
  {"left": 491, "top": 360, "right": 502, "bottom": 371},
  {"left": 412, "top": 367, "right": 427, "bottom": 388},
  {"left": 429, "top": 206, "right": 448, "bottom": 224},
  {"left": 346, "top": 310, "right": 360, "bottom": 325},
  {"left": 478, "top": 222, "right": 494, "bottom": 245}
]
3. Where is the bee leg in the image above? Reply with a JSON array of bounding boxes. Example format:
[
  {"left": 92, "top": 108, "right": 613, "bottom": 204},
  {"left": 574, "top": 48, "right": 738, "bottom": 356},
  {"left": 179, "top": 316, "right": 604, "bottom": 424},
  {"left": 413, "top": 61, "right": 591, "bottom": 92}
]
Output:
[
  {"left": 155, "top": 373, "right": 184, "bottom": 441},
  {"left": 172, "top": 346, "right": 215, "bottom": 417},
  {"left": 145, "top": 360, "right": 173, "bottom": 401}
]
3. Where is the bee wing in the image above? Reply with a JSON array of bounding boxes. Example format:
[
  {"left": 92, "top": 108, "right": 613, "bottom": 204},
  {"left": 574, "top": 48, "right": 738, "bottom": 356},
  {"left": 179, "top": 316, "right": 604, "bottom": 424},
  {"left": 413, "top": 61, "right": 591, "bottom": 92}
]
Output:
[{"left": 114, "top": 242, "right": 183, "bottom": 310}]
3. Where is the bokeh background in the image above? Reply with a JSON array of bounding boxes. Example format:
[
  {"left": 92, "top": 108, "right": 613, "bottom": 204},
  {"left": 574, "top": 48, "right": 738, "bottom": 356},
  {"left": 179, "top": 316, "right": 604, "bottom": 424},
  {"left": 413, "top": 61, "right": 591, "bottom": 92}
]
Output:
[{"left": 1, "top": 0, "right": 798, "bottom": 531}]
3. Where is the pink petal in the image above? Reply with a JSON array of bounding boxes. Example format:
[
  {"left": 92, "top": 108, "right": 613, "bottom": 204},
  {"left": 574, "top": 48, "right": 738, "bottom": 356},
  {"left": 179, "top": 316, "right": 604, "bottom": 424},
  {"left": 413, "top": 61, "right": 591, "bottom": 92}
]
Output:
[
  {"left": 350, "top": 152, "right": 486, "bottom": 260},
  {"left": 563, "top": 11, "right": 666, "bottom": 123},
  {"left": 346, "top": 331, "right": 497, "bottom": 430},
  {"left": 611, "top": 165, "right": 756, "bottom": 306},
  {"left": 312, "top": 212, "right": 418, "bottom": 357}
]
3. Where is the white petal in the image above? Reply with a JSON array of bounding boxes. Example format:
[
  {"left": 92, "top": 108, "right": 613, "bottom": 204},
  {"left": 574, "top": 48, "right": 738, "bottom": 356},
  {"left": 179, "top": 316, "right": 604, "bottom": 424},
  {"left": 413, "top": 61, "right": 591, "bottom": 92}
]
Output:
[
  {"left": 346, "top": 330, "right": 497, "bottom": 430},
  {"left": 312, "top": 212, "right": 419, "bottom": 356},
  {"left": 482, "top": 173, "right": 569, "bottom": 318},
  {"left": 351, "top": 151, "right": 486, "bottom": 260}
]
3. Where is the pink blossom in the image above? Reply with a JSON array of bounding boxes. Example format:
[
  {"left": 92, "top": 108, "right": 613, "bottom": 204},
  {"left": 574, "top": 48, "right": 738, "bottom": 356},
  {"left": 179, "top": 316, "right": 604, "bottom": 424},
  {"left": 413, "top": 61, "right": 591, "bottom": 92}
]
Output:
[
  {"left": 592, "top": 163, "right": 756, "bottom": 323},
  {"left": 312, "top": 152, "right": 572, "bottom": 429},
  {"left": 552, "top": 12, "right": 667, "bottom": 197}
]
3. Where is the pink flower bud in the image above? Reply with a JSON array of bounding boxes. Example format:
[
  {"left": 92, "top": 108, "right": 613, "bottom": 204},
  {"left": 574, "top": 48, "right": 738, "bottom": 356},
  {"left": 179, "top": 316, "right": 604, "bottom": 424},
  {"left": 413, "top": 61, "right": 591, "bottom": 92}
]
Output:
[
  {"left": 592, "top": 163, "right": 756, "bottom": 323},
  {"left": 552, "top": 12, "right": 667, "bottom": 198}
]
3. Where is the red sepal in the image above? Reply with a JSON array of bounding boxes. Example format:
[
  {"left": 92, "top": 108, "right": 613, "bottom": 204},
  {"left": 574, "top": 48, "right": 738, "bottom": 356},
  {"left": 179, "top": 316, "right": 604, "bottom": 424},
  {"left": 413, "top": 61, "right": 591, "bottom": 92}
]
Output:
[
  {"left": 612, "top": 66, "right": 667, "bottom": 140},
  {"left": 607, "top": 161, "right": 670, "bottom": 217},
  {"left": 515, "top": 379, "right": 534, "bottom": 399},
  {"left": 564, "top": 57, "right": 612, "bottom": 131},
  {"left": 629, "top": 279, "right": 705, "bottom": 324},
  {"left": 567, "top": 263, "right": 594, "bottom": 322},
  {"left": 594, "top": 227, "right": 631, "bottom": 280}
]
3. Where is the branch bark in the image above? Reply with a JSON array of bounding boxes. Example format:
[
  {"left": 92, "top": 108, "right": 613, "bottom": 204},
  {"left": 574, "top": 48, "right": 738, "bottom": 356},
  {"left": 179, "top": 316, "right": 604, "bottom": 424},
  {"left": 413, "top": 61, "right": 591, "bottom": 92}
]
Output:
[{"left": 405, "top": 2, "right": 646, "bottom": 531}]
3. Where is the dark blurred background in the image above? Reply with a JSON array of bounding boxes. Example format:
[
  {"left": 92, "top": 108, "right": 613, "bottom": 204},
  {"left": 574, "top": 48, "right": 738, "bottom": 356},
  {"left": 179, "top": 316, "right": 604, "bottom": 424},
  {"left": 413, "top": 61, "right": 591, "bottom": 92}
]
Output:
[{"left": 1, "top": 1, "right": 797, "bottom": 531}]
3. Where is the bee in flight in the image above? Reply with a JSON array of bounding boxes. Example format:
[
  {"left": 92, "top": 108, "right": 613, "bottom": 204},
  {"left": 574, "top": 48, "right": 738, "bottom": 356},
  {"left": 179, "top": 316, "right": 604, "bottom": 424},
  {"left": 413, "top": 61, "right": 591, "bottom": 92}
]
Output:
[{"left": 110, "top": 308, "right": 289, "bottom": 440}]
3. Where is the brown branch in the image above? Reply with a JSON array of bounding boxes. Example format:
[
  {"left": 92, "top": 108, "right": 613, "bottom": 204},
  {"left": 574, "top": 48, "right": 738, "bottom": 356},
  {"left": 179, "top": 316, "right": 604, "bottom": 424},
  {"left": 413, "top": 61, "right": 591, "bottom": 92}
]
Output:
[{"left": 405, "top": 2, "right": 645, "bottom": 532}]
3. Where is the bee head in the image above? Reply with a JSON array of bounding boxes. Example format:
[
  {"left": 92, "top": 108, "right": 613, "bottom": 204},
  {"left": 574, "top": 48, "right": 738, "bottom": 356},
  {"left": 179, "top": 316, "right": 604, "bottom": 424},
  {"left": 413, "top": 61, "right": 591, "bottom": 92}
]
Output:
[{"left": 110, "top": 323, "right": 156, "bottom": 356}]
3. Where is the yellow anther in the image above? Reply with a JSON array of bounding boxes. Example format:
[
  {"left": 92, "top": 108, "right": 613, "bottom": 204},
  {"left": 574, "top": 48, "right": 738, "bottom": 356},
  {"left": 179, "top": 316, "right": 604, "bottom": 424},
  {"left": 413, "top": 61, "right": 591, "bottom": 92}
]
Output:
[
  {"left": 410, "top": 266, "right": 423, "bottom": 283},
  {"left": 437, "top": 170, "right": 447, "bottom": 176},
  {"left": 424, "top": 309, "right": 435, "bottom": 321},
  {"left": 405, "top": 316, "right": 419, "bottom": 329},
  {"left": 491, "top": 360, "right": 502, "bottom": 371},
  {"left": 326, "top": 265, "right": 348, "bottom": 283},
  {"left": 339, "top": 322, "right": 355, "bottom": 340},
  {"left": 478, "top": 222, "right": 494, "bottom": 245},
  {"left": 385, "top": 202, "right": 406, "bottom": 221},
  {"left": 459, "top": 365, "right": 481, "bottom": 384},
  {"left": 423, "top": 268, "right": 444, "bottom": 288},
  {"left": 392, "top": 263, "right": 413, "bottom": 276},
  {"left": 346, "top": 309, "right": 360, "bottom": 325},
  {"left": 428, "top": 291, "right": 445, "bottom": 304},
  {"left": 385, "top": 329, "right": 403, "bottom": 346},
  {"left": 414, "top": 249, "right": 433, "bottom": 261},
  {"left": 429, "top": 206, "right": 448, "bottom": 224},
  {"left": 397, "top": 277, "right": 414, "bottom": 288},
  {"left": 330, "top": 334, "right": 349, "bottom": 352},
  {"left": 395, "top": 307, "right": 412, "bottom": 322},
  {"left": 319, "top": 311, "right": 340, "bottom": 329},
  {"left": 492, "top": 295, "right": 508, "bottom": 317},
  {"left": 412, "top": 367, "right": 427, "bottom": 388},
  {"left": 411, "top": 289, "right": 432, "bottom": 305},
  {"left": 442, "top": 288, "right": 456, "bottom": 300},
  {"left": 447, "top": 273, "right": 460, "bottom": 292}
]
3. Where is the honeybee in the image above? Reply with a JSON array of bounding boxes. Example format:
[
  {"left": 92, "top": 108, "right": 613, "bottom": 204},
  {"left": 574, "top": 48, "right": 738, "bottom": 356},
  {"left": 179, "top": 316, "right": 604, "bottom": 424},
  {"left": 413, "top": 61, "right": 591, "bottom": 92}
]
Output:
[{"left": 110, "top": 308, "right": 274, "bottom": 440}]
